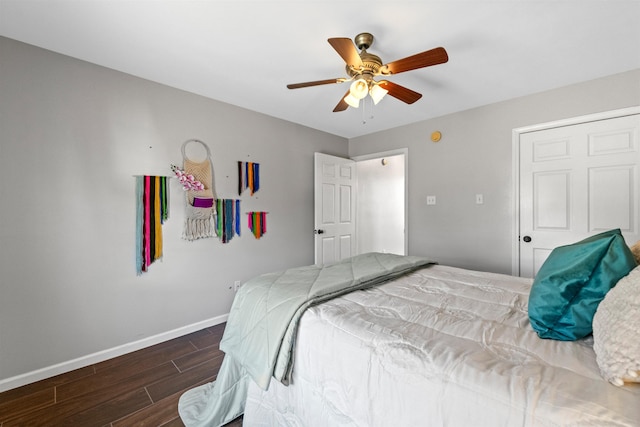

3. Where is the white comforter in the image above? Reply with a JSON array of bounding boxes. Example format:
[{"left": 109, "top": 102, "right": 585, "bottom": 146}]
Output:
[{"left": 244, "top": 265, "right": 640, "bottom": 426}]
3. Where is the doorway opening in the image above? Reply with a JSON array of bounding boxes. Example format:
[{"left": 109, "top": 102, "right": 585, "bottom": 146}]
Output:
[{"left": 353, "top": 148, "right": 408, "bottom": 256}]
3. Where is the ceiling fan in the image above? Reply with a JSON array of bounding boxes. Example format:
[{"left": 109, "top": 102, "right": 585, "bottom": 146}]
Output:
[{"left": 286, "top": 32, "right": 448, "bottom": 112}]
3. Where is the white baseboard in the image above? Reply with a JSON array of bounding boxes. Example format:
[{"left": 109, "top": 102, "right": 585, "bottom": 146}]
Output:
[{"left": 0, "top": 314, "right": 229, "bottom": 393}]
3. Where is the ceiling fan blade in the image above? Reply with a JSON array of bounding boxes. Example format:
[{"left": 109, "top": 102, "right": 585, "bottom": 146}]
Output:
[
  {"left": 328, "top": 38, "right": 363, "bottom": 68},
  {"left": 384, "top": 47, "right": 448, "bottom": 75},
  {"left": 287, "top": 78, "right": 343, "bottom": 89},
  {"left": 333, "top": 91, "right": 351, "bottom": 112},
  {"left": 378, "top": 80, "right": 422, "bottom": 104}
]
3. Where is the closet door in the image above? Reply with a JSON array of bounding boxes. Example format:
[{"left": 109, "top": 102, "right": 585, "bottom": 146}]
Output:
[{"left": 519, "top": 113, "right": 640, "bottom": 278}]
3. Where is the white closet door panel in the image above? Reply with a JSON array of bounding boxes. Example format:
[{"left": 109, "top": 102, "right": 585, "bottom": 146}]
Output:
[{"left": 519, "top": 113, "right": 640, "bottom": 278}]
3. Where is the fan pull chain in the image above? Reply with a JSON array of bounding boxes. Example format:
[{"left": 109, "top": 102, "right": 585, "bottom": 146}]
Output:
[
  {"left": 369, "top": 97, "right": 375, "bottom": 121},
  {"left": 362, "top": 99, "right": 367, "bottom": 124},
  {"left": 361, "top": 97, "right": 375, "bottom": 125}
]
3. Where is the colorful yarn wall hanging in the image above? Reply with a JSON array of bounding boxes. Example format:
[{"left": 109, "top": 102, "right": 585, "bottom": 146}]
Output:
[
  {"left": 238, "top": 161, "right": 260, "bottom": 195},
  {"left": 135, "top": 175, "right": 169, "bottom": 275},
  {"left": 215, "top": 199, "right": 241, "bottom": 243},
  {"left": 247, "top": 211, "right": 268, "bottom": 239}
]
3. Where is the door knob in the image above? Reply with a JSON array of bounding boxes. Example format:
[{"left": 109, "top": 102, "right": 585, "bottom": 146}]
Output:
[
  {"left": 523, "top": 235, "right": 532, "bottom": 243},
  {"left": 315, "top": 229, "right": 325, "bottom": 234}
]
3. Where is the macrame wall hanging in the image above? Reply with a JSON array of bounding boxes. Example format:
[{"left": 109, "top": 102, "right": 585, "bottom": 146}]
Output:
[
  {"left": 135, "top": 176, "right": 170, "bottom": 275},
  {"left": 175, "top": 139, "right": 217, "bottom": 241},
  {"left": 238, "top": 161, "right": 260, "bottom": 196},
  {"left": 247, "top": 211, "right": 268, "bottom": 239}
]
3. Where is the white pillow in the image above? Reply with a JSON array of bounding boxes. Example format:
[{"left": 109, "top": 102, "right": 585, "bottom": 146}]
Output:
[
  {"left": 630, "top": 240, "right": 640, "bottom": 264},
  {"left": 592, "top": 265, "right": 640, "bottom": 386}
]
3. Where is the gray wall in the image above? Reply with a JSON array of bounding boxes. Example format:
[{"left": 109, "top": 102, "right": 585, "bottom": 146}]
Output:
[
  {"left": 0, "top": 37, "right": 347, "bottom": 386},
  {"left": 349, "top": 69, "right": 640, "bottom": 274}
]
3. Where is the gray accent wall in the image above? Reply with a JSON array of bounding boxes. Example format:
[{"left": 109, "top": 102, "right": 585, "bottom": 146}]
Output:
[
  {"left": 0, "top": 37, "right": 347, "bottom": 386},
  {"left": 349, "top": 68, "right": 640, "bottom": 274}
]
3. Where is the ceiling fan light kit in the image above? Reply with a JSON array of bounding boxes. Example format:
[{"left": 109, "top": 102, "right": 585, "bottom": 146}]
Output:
[
  {"left": 344, "top": 92, "right": 361, "bottom": 109},
  {"left": 369, "top": 83, "right": 388, "bottom": 105},
  {"left": 287, "top": 32, "right": 448, "bottom": 113},
  {"left": 349, "top": 78, "right": 369, "bottom": 99}
]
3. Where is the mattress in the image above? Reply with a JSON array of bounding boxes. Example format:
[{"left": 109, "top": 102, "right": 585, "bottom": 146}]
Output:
[{"left": 243, "top": 264, "right": 640, "bottom": 426}]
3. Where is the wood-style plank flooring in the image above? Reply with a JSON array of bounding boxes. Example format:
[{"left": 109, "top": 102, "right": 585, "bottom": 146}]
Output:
[{"left": 0, "top": 323, "right": 242, "bottom": 426}]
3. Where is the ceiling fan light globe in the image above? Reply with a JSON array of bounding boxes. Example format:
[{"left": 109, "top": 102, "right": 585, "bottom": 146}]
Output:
[
  {"left": 344, "top": 93, "right": 360, "bottom": 108},
  {"left": 369, "top": 84, "right": 388, "bottom": 105},
  {"left": 349, "top": 78, "right": 369, "bottom": 100}
]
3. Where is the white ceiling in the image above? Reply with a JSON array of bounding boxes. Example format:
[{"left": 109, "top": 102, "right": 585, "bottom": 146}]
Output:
[{"left": 1, "top": 1, "right": 639, "bottom": 139}]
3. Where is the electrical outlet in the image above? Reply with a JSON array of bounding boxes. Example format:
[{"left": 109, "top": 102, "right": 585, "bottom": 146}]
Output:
[{"left": 233, "top": 280, "right": 241, "bottom": 292}]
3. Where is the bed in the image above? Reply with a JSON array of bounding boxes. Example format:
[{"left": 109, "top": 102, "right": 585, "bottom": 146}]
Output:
[{"left": 179, "top": 248, "right": 640, "bottom": 427}]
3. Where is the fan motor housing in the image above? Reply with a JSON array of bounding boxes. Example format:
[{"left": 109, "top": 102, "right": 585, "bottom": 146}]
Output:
[{"left": 346, "top": 51, "right": 383, "bottom": 78}]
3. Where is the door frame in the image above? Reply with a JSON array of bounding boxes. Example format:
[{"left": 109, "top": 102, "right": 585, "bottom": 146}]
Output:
[
  {"left": 511, "top": 106, "right": 640, "bottom": 276},
  {"left": 351, "top": 148, "right": 409, "bottom": 256}
]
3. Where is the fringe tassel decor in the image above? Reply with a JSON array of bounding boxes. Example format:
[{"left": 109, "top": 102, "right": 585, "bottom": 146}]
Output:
[
  {"left": 247, "top": 211, "right": 267, "bottom": 239},
  {"left": 182, "top": 215, "right": 215, "bottom": 241},
  {"left": 215, "top": 199, "right": 240, "bottom": 243},
  {"left": 238, "top": 161, "right": 260, "bottom": 196},
  {"left": 235, "top": 200, "right": 241, "bottom": 236},
  {"left": 135, "top": 175, "right": 169, "bottom": 275}
]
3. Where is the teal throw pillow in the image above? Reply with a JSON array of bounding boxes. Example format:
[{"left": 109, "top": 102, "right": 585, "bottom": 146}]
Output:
[{"left": 528, "top": 229, "right": 637, "bottom": 341}]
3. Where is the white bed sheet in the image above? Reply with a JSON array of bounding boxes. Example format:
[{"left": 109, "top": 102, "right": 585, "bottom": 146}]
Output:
[{"left": 243, "top": 265, "right": 640, "bottom": 426}]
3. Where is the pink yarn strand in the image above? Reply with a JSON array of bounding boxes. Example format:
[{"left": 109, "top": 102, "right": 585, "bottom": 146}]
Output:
[{"left": 144, "top": 176, "right": 151, "bottom": 268}]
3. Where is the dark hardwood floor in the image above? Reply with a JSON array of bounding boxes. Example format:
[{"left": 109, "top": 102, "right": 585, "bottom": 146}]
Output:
[{"left": 0, "top": 323, "right": 242, "bottom": 426}]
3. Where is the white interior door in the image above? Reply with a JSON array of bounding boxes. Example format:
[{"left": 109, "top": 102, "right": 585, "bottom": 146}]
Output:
[
  {"left": 519, "top": 113, "right": 640, "bottom": 277},
  {"left": 314, "top": 153, "right": 357, "bottom": 265}
]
